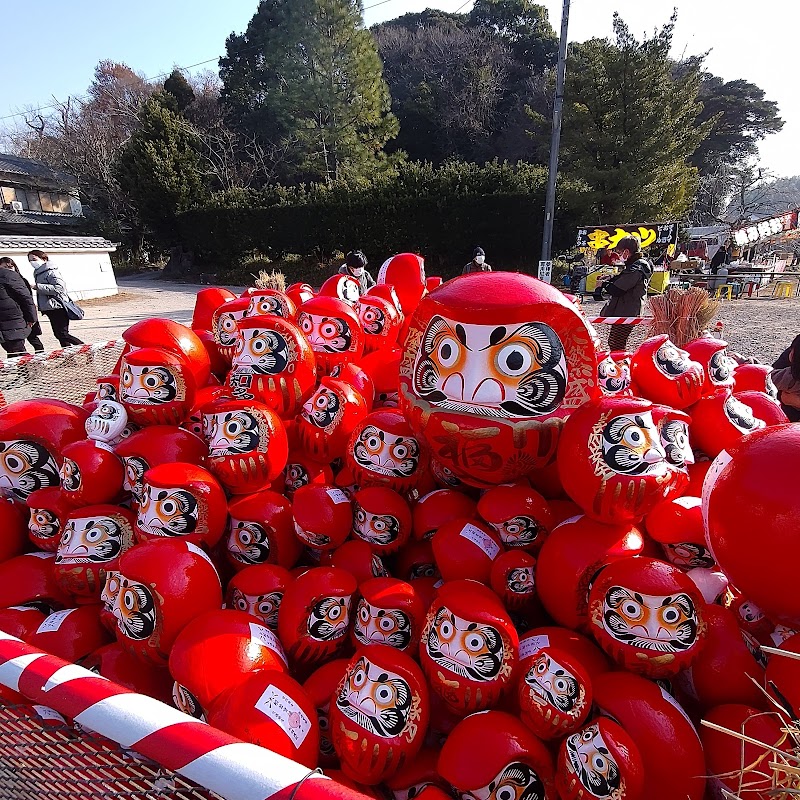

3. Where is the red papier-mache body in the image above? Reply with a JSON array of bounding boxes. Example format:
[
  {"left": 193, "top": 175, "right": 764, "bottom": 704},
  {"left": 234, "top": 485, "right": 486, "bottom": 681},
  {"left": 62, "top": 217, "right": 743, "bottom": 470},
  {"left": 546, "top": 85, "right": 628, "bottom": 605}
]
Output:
[
  {"left": 169, "top": 608, "right": 288, "bottom": 715},
  {"left": 330, "top": 644, "right": 429, "bottom": 785},
  {"left": 630, "top": 335, "right": 705, "bottom": 409},
  {"left": 29, "top": 605, "right": 111, "bottom": 663},
  {"left": 377, "top": 253, "right": 427, "bottom": 319},
  {"left": 0, "top": 398, "right": 87, "bottom": 501},
  {"left": 120, "top": 348, "right": 197, "bottom": 427},
  {"left": 357, "top": 294, "right": 402, "bottom": 354},
  {"left": 297, "top": 296, "right": 364, "bottom": 376},
  {"left": 558, "top": 396, "right": 687, "bottom": 524},
  {"left": 0, "top": 551, "right": 72, "bottom": 611},
  {"left": 26, "top": 488, "right": 72, "bottom": 552},
  {"left": 277, "top": 566, "right": 357, "bottom": 670},
  {"left": 399, "top": 273, "right": 599, "bottom": 487},
  {"left": 113, "top": 538, "right": 223, "bottom": 665},
  {"left": 420, "top": 579, "right": 518, "bottom": 715},
  {"left": 351, "top": 486, "right": 412, "bottom": 555},
  {"left": 684, "top": 337, "right": 736, "bottom": 395},
  {"left": 225, "top": 490, "right": 300, "bottom": 571},
  {"left": 135, "top": 462, "right": 227, "bottom": 549},
  {"left": 490, "top": 549, "right": 537, "bottom": 611},
  {"left": 303, "top": 659, "right": 349, "bottom": 768},
  {"left": 431, "top": 517, "right": 504, "bottom": 585},
  {"left": 690, "top": 389, "right": 766, "bottom": 458},
  {"left": 201, "top": 397, "right": 289, "bottom": 494},
  {"left": 192, "top": 287, "right": 237, "bottom": 331},
  {"left": 296, "top": 377, "right": 369, "bottom": 462},
  {"left": 596, "top": 350, "right": 633, "bottom": 396},
  {"left": 210, "top": 296, "right": 251, "bottom": 365},
  {"left": 54, "top": 504, "right": 137, "bottom": 599},
  {"left": 588, "top": 556, "right": 708, "bottom": 678},
  {"left": 645, "top": 496, "right": 715, "bottom": 569},
  {"left": 412, "top": 489, "right": 477, "bottom": 541},
  {"left": 438, "top": 710, "right": 556, "bottom": 800},
  {"left": 733, "top": 362, "right": 778, "bottom": 397},
  {"left": 226, "top": 315, "right": 316, "bottom": 418},
  {"left": 320, "top": 274, "right": 361, "bottom": 307},
  {"left": 58, "top": 439, "right": 125, "bottom": 506},
  {"left": 478, "top": 484, "right": 553, "bottom": 553},
  {"left": 227, "top": 563, "right": 291, "bottom": 630},
  {"left": 292, "top": 484, "right": 353, "bottom": 551}
]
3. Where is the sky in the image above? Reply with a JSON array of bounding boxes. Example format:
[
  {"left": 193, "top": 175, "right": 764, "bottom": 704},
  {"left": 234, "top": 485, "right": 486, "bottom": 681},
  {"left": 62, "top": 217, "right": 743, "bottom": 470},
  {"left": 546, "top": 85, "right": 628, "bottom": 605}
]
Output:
[{"left": 3, "top": 0, "right": 798, "bottom": 176}]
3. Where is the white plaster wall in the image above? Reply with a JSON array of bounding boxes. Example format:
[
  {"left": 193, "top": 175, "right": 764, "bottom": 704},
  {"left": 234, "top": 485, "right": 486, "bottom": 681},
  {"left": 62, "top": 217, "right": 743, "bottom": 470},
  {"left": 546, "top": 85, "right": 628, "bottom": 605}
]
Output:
[{"left": 0, "top": 248, "right": 119, "bottom": 300}]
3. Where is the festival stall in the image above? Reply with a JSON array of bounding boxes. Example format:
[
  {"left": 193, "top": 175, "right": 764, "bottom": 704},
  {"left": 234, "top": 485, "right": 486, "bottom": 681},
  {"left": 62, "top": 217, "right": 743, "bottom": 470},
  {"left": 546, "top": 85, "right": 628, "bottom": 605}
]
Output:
[{"left": 0, "top": 257, "right": 798, "bottom": 800}]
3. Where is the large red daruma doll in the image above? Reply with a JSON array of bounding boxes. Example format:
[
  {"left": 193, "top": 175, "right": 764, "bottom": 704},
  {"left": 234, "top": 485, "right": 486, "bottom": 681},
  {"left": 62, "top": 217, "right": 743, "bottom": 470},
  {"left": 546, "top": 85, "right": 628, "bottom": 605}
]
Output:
[
  {"left": 420, "top": 579, "right": 518, "bottom": 715},
  {"left": 0, "top": 399, "right": 87, "bottom": 501},
  {"left": 356, "top": 294, "right": 401, "bottom": 354},
  {"left": 588, "top": 556, "right": 707, "bottom": 679},
  {"left": 346, "top": 409, "right": 429, "bottom": 492},
  {"left": 120, "top": 348, "right": 196, "bottom": 427},
  {"left": 378, "top": 253, "right": 426, "bottom": 319},
  {"left": 558, "top": 397, "right": 687, "bottom": 524},
  {"left": 201, "top": 397, "right": 288, "bottom": 494},
  {"left": 690, "top": 389, "right": 766, "bottom": 458},
  {"left": 330, "top": 645, "right": 430, "bottom": 785},
  {"left": 226, "top": 315, "right": 316, "bottom": 417},
  {"left": 113, "top": 539, "right": 223, "bottom": 665},
  {"left": 320, "top": 274, "right": 361, "bottom": 307},
  {"left": 630, "top": 335, "right": 705, "bottom": 409},
  {"left": 438, "top": 711, "right": 555, "bottom": 800},
  {"left": 297, "top": 297, "right": 364, "bottom": 376},
  {"left": 400, "top": 273, "right": 600, "bottom": 487},
  {"left": 684, "top": 337, "right": 736, "bottom": 395},
  {"left": 245, "top": 289, "right": 297, "bottom": 320},
  {"left": 191, "top": 287, "right": 237, "bottom": 331}
]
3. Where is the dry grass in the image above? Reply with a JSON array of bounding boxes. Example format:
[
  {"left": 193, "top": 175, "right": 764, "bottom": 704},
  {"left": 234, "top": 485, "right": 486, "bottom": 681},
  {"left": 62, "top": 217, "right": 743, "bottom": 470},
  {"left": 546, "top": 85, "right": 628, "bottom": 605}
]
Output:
[
  {"left": 648, "top": 287, "right": 721, "bottom": 347},
  {"left": 254, "top": 270, "right": 287, "bottom": 291}
]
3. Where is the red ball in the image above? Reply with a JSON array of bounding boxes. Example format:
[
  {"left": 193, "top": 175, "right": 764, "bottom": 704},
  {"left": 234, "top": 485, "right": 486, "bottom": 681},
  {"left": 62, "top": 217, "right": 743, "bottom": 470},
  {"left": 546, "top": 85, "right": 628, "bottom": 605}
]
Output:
[
  {"left": 432, "top": 517, "right": 503, "bottom": 584},
  {"left": 478, "top": 485, "right": 553, "bottom": 553},
  {"left": 226, "top": 491, "right": 300, "bottom": 571},
  {"left": 292, "top": 485, "right": 353, "bottom": 551},
  {"left": 302, "top": 659, "right": 349, "bottom": 768},
  {"left": 593, "top": 672, "right": 706, "bottom": 800},
  {"left": 631, "top": 335, "right": 705, "bottom": 409},
  {"left": 330, "top": 645, "right": 429, "bottom": 785},
  {"left": 535, "top": 515, "right": 645, "bottom": 632},
  {"left": 351, "top": 487, "right": 412, "bottom": 555},
  {"left": 690, "top": 389, "right": 766, "bottom": 457},
  {"left": 490, "top": 550, "right": 537, "bottom": 610},
  {"left": 588, "top": 557, "right": 707, "bottom": 678},
  {"left": 208, "top": 670, "right": 319, "bottom": 769},
  {"left": 30, "top": 605, "right": 111, "bottom": 662},
  {"left": 412, "top": 489, "right": 477, "bottom": 541},
  {"left": 704, "top": 425, "right": 800, "bottom": 626},
  {"left": 735, "top": 389, "right": 789, "bottom": 426},
  {"left": 518, "top": 646, "right": 592, "bottom": 740},
  {"left": 169, "top": 608, "right": 288, "bottom": 713},
  {"left": 438, "top": 711, "right": 555, "bottom": 800},
  {"left": 227, "top": 563, "right": 291, "bottom": 630}
]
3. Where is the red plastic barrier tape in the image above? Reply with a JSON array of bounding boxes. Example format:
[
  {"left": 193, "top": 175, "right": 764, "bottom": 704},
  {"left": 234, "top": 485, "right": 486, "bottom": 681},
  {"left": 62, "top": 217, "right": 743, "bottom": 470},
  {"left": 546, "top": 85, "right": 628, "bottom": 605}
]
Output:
[
  {"left": 0, "top": 339, "right": 123, "bottom": 371},
  {"left": 0, "top": 629, "right": 371, "bottom": 800},
  {"left": 586, "top": 317, "right": 649, "bottom": 325}
]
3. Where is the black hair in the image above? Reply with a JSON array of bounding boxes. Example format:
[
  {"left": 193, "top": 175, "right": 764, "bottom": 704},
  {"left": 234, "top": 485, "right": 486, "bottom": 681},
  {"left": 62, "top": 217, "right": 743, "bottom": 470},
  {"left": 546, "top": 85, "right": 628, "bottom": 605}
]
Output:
[
  {"left": 614, "top": 236, "right": 643, "bottom": 264},
  {"left": 345, "top": 250, "right": 367, "bottom": 269},
  {"left": 790, "top": 334, "right": 800, "bottom": 381}
]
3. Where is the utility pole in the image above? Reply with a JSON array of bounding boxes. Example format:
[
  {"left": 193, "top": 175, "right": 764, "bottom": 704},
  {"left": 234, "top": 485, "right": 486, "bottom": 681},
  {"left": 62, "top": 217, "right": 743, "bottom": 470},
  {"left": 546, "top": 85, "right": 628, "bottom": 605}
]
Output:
[{"left": 539, "top": 0, "right": 571, "bottom": 278}]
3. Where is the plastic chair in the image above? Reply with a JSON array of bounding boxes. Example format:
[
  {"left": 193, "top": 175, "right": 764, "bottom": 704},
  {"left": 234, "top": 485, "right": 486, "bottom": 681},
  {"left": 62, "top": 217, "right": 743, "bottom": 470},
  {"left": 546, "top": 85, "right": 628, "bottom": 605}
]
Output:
[
  {"left": 744, "top": 280, "right": 759, "bottom": 298},
  {"left": 773, "top": 280, "right": 793, "bottom": 299},
  {"left": 715, "top": 285, "right": 733, "bottom": 301}
]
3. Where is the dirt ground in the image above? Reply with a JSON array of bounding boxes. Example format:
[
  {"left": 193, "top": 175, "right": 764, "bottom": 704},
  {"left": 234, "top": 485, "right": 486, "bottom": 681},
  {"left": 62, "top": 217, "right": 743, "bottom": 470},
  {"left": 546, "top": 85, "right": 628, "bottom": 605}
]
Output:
[{"left": 29, "top": 274, "right": 798, "bottom": 365}]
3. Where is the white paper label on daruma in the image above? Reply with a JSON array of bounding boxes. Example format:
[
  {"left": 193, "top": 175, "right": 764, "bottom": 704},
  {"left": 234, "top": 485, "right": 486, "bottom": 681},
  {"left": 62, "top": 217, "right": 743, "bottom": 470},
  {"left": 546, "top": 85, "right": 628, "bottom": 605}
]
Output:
[
  {"left": 255, "top": 685, "right": 312, "bottom": 747},
  {"left": 249, "top": 622, "right": 289, "bottom": 665},
  {"left": 27, "top": 552, "right": 55, "bottom": 560},
  {"left": 32, "top": 705, "right": 66, "bottom": 724},
  {"left": 459, "top": 523, "right": 500, "bottom": 560},
  {"left": 519, "top": 634, "right": 550, "bottom": 661},
  {"left": 326, "top": 489, "right": 350, "bottom": 505},
  {"left": 36, "top": 608, "right": 77, "bottom": 635}
]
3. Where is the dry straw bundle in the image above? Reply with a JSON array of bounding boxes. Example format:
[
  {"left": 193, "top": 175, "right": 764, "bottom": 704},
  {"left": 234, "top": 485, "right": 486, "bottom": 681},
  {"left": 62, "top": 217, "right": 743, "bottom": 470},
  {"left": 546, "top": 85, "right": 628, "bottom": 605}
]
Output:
[
  {"left": 648, "top": 286, "right": 721, "bottom": 347},
  {"left": 255, "top": 270, "right": 287, "bottom": 291}
]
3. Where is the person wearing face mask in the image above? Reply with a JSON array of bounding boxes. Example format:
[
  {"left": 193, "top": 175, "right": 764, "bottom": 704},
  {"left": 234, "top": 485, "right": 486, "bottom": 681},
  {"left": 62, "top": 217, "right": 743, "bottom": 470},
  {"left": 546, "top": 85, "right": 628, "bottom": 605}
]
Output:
[
  {"left": 28, "top": 250, "right": 84, "bottom": 348},
  {"left": 339, "top": 250, "right": 375, "bottom": 295},
  {"left": 462, "top": 247, "right": 492, "bottom": 275},
  {"left": 600, "top": 236, "right": 653, "bottom": 351}
]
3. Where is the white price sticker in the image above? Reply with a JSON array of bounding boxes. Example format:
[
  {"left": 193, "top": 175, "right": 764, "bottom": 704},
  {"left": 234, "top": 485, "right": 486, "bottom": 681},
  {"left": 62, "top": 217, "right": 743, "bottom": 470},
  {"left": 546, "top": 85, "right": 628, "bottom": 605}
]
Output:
[
  {"left": 27, "top": 552, "right": 55, "bottom": 560},
  {"left": 36, "top": 608, "right": 77, "bottom": 635},
  {"left": 674, "top": 496, "right": 701, "bottom": 510},
  {"left": 326, "top": 489, "right": 350, "bottom": 505},
  {"left": 519, "top": 634, "right": 550, "bottom": 661},
  {"left": 249, "top": 623, "right": 288, "bottom": 666},
  {"left": 255, "top": 685, "right": 312, "bottom": 747},
  {"left": 459, "top": 523, "right": 500, "bottom": 560},
  {"left": 32, "top": 705, "right": 66, "bottom": 724}
]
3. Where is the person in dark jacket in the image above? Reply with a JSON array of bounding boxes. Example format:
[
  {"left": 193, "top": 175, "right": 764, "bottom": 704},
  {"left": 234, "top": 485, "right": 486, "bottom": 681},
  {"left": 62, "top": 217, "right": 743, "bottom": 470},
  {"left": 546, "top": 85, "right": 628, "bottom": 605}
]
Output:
[
  {"left": 28, "top": 249, "right": 83, "bottom": 347},
  {"left": 0, "top": 258, "right": 44, "bottom": 353},
  {"left": 462, "top": 247, "right": 492, "bottom": 274},
  {"left": 0, "top": 260, "right": 38, "bottom": 357},
  {"left": 771, "top": 335, "right": 800, "bottom": 422},
  {"left": 710, "top": 240, "right": 731, "bottom": 274},
  {"left": 600, "top": 237, "right": 653, "bottom": 351},
  {"left": 338, "top": 250, "right": 376, "bottom": 295}
]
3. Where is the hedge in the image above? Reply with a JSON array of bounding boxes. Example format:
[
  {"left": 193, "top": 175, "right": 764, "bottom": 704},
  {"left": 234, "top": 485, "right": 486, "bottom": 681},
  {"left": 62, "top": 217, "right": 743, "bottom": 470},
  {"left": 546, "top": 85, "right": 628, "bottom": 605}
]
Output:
[{"left": 177, "top": 161, "right": 593, "bottom": 281}]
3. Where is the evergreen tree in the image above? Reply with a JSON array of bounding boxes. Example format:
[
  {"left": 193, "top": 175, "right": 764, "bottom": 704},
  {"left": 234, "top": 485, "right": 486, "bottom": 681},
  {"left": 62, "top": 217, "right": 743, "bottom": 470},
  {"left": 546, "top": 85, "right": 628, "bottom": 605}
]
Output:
[
  {"left": 163, "top": 69, "right": 196, "bottom": 112},
  {"left": 557, "top": 13, "right": 711, "bottom": 222},
  {"left": 220, "top": 0, "right": 398, "bottom": 184},
  {"left": 115, "top": 96, "right": 208, "bottom": 243}
]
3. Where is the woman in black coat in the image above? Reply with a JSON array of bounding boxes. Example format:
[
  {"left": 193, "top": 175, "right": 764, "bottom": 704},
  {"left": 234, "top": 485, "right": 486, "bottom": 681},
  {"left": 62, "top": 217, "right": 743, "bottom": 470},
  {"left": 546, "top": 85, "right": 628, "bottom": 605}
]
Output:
[
  {"left": 0, "top": 259, "right": 38, "bottom": 356},
  {"left": 0, "top": 258, "right": 44, "bottom": 353}
]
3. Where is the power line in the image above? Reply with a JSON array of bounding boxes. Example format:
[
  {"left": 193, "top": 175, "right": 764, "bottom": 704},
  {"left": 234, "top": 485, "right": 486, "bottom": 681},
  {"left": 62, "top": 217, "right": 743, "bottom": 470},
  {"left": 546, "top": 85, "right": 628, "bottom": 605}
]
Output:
[{"left": 0, "top": 0, "right": 401, "bottom": 124}]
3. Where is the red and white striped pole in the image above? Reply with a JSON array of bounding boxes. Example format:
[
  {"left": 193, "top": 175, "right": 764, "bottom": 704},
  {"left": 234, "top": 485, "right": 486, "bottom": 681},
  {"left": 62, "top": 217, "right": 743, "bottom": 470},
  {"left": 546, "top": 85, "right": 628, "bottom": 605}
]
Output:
[
  {"left": 586, "top": 316, "right": 649, "bottom": 325},
  {"left": 0, "top": 630, "right": 371, "bottom": 800}
]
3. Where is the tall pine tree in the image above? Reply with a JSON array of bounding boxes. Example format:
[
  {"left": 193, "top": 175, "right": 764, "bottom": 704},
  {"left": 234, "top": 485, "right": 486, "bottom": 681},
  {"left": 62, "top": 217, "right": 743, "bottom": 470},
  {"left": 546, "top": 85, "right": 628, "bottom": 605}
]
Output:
[
  {"left": 220, "top": 0, "right": 398, "bottom": 184},
  {"left": 558, "top": 13, "right": 712, "bottom": 223}
]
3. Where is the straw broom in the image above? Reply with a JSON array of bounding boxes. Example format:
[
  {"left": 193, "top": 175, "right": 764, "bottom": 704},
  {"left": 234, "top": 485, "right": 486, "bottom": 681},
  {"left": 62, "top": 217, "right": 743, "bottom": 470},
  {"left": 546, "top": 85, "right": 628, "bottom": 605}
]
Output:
[{"left": 648, "top": 287, "right": 721, "bottom": 347}]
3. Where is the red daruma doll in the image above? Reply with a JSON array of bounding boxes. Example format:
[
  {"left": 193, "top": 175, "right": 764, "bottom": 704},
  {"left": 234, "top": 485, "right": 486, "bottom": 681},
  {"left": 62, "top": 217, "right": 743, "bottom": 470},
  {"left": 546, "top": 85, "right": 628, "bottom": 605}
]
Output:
[
  {"left": 352, "top": 577, "right": 426, "bottom": 656},
  {"left": 357, "top": 294, "right": 401, "bottom": 354},
  {"left": 420, "top": 580, "right": 518, "bottom": 715},
  {"left": 630, "top": 335, "right": 704, "bottom": 409},
  {"left": 330, "top": 645, "right": 429, "bottom": 785},
  {"left": 226, "top": 315, "right": 316, "bottom": 418},
  {"left": 227, "top": 564, "right": 291, "bottom": 630},
  {"left": 351, "top": 487, "right": 412, "bottom": 555},
  {"left": 278, "top": 567, "right": 357, "bottom": 669},
  {"left": 201, "top": 398, "right": 289, "bottom": 494},
  {"left": 297, "top": 296, "right": 364, "bottom": 376}
]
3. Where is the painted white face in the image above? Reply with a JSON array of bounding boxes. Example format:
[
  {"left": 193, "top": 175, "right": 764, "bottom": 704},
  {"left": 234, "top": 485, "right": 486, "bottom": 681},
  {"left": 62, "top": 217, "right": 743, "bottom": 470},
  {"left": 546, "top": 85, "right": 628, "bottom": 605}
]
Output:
[
  {"left": 232, "top": 327, "right": 291, "bottom": 375},
  {"left": 29, "top": 506, "right": 60, "bottom": 542},
  {"left": 56, "top": 515, "right": 126, "bottom": 564},
  {"left": 353, "top": 501, "right": 401, "bottom": 546},
  {"left": 215, "top": 308, "right": 247, "bottom": 347},
  {"left": 121, "top": 363, "right": 180, "bottom": 405},
  {"left": 227, "top": 516, "right": 271, "bottom": 565},
  {"left": 86, "top": 400, "right": 129, "bottom": 444},
  {"left": 412, "top": 316, "right": 568, "bottom": 419},
  {"left": 59, "top": 457, "right": 82, "bottom": 492},
  {"left": 354, "top": 598, "right": 413, "bottom": 650},
  {"left": 564, "top": 724, "right": 621, "bottom": 799},
  {"left": 307, "top": 595, "right": 351, "bottom": 641},
  {"left": 357, "top": 301, "right": 387, "bottom": 335},
  {"left": 229, "top": 587, "right": 282, "bottom": 629},
  {"left": 301, "top": 385, "right": 342, "bottom": 430},
  {"left": 247, "top": 294, "right": 289, "bottom": 318},
  {"left": 136, "top": 483, "right": 199, "bottom": 537},
  {"left": 659, "top": 418, "right": 694, "bottom": 469},
  {"left": 172, "top": 681, "right": 206, "bottom": 721},
  {"left": 297, "top": 312, "right": 353, "bottom": 353},
  {"left": 600, "top": 411, "right": 669, "bottom": 476},
  {"left": 122, "top": 455, "right": 149, "bottom": 504},
  {"left": 723, "top": 395, "right": 764, "bottom": 434},
  {"left": 466, "top": 762, "right": 546, "bottom": 800},
  {"left": 351, "top": 425, "right": 420, "bottom": 477},
  {"left": 203, "top": 410, "right": 264, "bottom": 457},
  {"left": 525, "top": 652, "right": 585, "bottom": 717},
  {"left": 0, "top": 439, "right": 59, "bottom": 499}
]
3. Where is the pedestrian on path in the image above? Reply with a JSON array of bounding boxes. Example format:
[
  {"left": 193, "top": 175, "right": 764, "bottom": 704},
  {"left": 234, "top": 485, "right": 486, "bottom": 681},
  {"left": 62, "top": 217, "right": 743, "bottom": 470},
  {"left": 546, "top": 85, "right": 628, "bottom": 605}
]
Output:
[
  {"left": 0, "top": 258, "right": 38, "bottom": 357},
  {"left": 0, "top": 257, "right": 44, "bottom": 353},
  {"left": 338, "top": 250, "right": 376, "bottom": 295},
  {"left": 462, "top": 247, "right": 492, "bottom": 275},
  {"left": 28, "top": 250, "right": 84, "bottom": 348}
]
